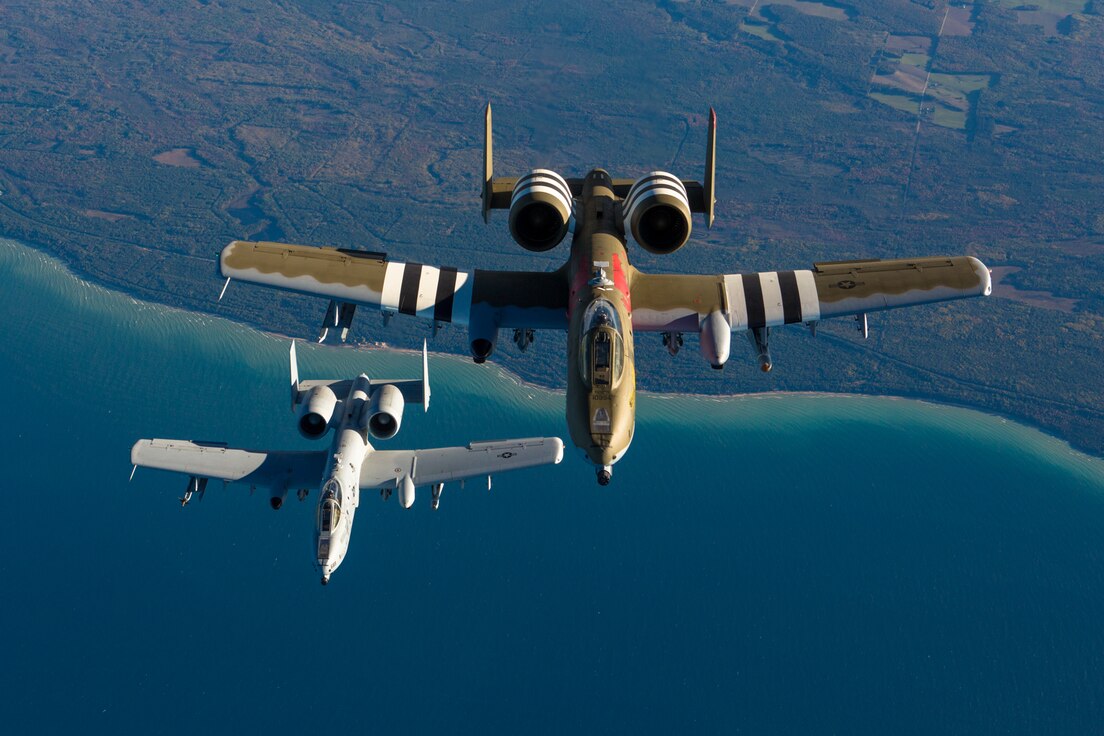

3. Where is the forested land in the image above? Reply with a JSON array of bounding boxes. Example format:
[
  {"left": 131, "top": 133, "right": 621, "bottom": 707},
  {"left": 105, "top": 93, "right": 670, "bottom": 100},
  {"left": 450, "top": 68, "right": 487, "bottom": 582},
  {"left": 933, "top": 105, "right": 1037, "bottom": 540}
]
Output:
[{"left": 0, "top": 0, "right": 1100, "bottom": 452}]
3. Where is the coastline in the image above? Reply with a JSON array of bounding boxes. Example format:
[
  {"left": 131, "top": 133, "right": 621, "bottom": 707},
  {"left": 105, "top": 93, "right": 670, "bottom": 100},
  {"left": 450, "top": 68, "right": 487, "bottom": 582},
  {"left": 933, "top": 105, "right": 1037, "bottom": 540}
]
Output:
[{"left": 4, "top": 233, "right": 1101, "bottom": 463}]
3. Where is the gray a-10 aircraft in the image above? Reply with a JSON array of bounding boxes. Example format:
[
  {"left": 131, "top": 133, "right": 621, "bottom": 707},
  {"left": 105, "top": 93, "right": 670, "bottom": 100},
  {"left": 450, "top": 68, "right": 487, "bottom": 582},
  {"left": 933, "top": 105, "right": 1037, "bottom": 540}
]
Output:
[
  {"left": 218, "top": 106, "right": 991, "bottom": 485},
  {"left": 131, "top": 342, "right": 564, "bottom": 584}
]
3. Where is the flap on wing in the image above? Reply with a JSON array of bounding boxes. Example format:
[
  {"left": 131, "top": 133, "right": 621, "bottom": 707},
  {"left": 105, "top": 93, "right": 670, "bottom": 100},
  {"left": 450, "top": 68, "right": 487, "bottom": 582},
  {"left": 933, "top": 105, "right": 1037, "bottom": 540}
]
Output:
[
  {"left": 630, "top": 273, "right": 727, "bottom": 333},
  {"left": 470, "top": 269, "right": 569, "bottom": 330},
  {"left": 131, "top": 439, "right": 326, "bottom": 489},
  {"left": 358, "top": 437, "right": 564, "bottom": 489}
]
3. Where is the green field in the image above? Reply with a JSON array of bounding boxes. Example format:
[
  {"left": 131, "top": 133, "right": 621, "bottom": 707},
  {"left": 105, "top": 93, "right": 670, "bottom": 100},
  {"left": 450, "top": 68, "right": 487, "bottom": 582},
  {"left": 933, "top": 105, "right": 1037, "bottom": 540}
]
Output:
[
  {"left": 930, "top": 73, "right": 993, "bottom": 94},
  {"left": 741, "top": 20, "right": 783, "bottom": 42},
  {"left": 766, "top": 0, "right": 852, "bottom": 20},
  {"left": 900, "top": 52, "right": 930, "bottom": 68},
  {"left": 870, "top": 40, "right": 993, "bottom": 132},
  {"left": 869, "top": 91, "right": 920, "bottom": 115},
  {"left": 997, "top": 0, "right": 1086, "bottom": 12},
  {"left": 931, "top": 104, "right": 967, "bottom": 130}
]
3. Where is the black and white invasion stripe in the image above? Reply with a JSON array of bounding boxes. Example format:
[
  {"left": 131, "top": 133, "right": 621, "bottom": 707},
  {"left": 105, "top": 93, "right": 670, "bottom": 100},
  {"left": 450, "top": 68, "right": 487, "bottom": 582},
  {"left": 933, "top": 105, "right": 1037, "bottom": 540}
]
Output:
[
  {"left": 723, "top": 270, "right": 820, "bottom": 329},
  {"left": 380, "top": 261, "right": 473, "bottom": 325},
  {"left": 510, "top": 169, "right": 573, "bottom": 214},
  {"left": 622, "top": 171, "right": 689, "bottom": 225}
]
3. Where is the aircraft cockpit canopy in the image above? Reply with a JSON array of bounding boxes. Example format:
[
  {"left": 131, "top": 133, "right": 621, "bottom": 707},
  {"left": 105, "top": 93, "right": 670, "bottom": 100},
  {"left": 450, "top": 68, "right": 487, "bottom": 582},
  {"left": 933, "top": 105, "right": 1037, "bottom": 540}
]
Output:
[
  {"left": 318, "top": 479, "right": 342, "bottom": 533},
  {"left": 579, "top": 299, "right": 625, "bottom": 389}
]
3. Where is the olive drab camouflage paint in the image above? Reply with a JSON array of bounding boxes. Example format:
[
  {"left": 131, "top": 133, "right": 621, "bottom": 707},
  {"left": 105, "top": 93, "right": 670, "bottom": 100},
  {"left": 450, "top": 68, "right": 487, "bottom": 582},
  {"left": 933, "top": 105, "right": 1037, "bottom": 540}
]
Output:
[{"left": 220, "top": 105, "right": 990, "bottom": 484}]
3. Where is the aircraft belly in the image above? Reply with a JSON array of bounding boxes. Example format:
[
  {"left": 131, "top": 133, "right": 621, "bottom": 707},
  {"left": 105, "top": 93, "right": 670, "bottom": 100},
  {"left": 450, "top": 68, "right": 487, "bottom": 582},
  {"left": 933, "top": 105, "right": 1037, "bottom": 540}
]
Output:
[{"left": 490, "top": 304, "right": 570, "bottom": 330}]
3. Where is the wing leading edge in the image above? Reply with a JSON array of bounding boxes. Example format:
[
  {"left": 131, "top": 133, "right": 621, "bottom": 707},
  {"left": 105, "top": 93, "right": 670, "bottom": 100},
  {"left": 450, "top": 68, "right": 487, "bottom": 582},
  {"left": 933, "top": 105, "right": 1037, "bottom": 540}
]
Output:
[{"left": 630, "top": 255, "right": 991, "bottom": 332}]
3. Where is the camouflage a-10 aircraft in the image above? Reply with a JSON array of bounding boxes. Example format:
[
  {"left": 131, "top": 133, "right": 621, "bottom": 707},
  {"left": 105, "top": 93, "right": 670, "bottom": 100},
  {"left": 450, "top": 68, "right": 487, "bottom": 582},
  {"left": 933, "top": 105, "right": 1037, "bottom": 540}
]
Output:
[{"left": 220, "top": 106, "right": 991, "bottom": 485}]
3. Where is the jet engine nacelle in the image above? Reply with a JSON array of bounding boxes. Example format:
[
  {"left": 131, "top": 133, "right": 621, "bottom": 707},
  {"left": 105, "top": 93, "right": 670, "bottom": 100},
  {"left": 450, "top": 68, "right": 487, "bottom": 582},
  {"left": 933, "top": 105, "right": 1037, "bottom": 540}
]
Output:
[
  {"left": 509, "top": 169, "right": 572, "bottom": 252},
  {"left": 366, "top": 383, "right": 405, "bottom": 440},
  {"left": 298, "top": 385, "right": 338, "bottom": 440},
  {"left": 623, "top": 171, "right": 692, "bottom": 254}
]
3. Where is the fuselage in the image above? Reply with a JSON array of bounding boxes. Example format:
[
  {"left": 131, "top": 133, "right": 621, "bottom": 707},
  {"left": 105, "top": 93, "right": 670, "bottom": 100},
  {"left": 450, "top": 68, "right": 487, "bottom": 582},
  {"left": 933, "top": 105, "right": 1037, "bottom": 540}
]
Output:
[
  {"left": 565, "top": 170, "right": 638, "bottom": 484},
  {"left": 315, "top": 375, "right": 370, "bottom": 584}
]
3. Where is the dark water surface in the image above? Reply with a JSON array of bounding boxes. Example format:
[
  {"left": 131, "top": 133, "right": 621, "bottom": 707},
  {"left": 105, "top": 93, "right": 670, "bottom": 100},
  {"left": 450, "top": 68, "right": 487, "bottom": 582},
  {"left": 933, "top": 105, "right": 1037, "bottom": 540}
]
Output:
[{"left": 1, "top": 238, "right": 1102, "bottom": 734}]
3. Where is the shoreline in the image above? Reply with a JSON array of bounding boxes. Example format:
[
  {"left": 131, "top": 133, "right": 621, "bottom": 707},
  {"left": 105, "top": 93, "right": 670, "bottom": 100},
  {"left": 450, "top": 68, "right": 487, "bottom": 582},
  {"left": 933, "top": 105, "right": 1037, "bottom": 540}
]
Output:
[
  {"left": 5, "top": 234, "right": 1102, "bottom": 462},
  {"left": 262, "top": 327, "right": 1102, "bottom": 462}
]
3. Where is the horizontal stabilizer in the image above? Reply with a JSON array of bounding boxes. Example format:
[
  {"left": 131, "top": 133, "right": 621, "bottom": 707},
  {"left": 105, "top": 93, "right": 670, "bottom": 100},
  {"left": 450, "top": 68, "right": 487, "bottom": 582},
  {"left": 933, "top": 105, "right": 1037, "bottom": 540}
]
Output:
[
  {"left": 482, "top": 107, "right": 716, "bottom": 219},
  {"left": 296, "top": 377, "right": 428, "bottom": 407},
  {"left": 292, "top": 343, "right": 430, "bottom": 410}
]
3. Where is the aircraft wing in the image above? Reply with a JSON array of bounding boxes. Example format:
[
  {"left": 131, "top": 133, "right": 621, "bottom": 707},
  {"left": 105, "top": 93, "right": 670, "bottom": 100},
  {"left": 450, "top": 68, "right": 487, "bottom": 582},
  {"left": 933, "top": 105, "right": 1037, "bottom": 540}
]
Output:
[
  {"left": 358, "top": 437, "right": 564, "bottom": 489},
  {"left": 629, "top": 256, "right": 991, "bottom": 332},
  {"left": 220, "top": 241, "right": 568, "bottom": 330},
  {"left": 131, "top": 439, "right": 327, "bottom": 489}
]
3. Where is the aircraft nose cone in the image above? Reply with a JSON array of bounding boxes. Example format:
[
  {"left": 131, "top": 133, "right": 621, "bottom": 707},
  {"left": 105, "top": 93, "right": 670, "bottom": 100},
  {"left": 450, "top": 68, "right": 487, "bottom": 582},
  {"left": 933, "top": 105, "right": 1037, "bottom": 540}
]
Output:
[
  {"left": 586, "top": 444, "right": 619, "bottom": 469},
  {"left": 321, "top": 574, "right": 330, "bottom": 586},
  {"left": 596, "top": 466, "right": 612, "bottom": 486}
]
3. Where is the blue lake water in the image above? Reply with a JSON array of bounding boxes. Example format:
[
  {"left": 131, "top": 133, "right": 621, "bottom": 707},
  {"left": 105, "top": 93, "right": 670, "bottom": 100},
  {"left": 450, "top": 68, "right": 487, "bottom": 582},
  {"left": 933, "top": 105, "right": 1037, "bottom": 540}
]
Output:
[{"left": 1, "top": 237, "right": 1103, "bottom": 733}]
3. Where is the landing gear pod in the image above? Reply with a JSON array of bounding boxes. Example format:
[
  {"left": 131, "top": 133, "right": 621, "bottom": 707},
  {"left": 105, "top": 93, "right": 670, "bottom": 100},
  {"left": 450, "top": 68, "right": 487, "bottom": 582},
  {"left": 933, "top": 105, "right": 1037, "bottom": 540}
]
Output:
[
  {"left": 509, "top": 169, "right": 572, "bottom": 251},
  {"left": 469, "top": 307, "right": 498, "bottom": 364},
  {"left": 623, "top": 171, "right": 692, "bottom": 254},
  {"left": 699, "top": 310, "right": 731, "bottom": 369},
  {"left": 399, "top": 475, "right": 416, "bottom": 509},
  {"left": 270, "top": 487, "right": 289, "bottom": 510}
]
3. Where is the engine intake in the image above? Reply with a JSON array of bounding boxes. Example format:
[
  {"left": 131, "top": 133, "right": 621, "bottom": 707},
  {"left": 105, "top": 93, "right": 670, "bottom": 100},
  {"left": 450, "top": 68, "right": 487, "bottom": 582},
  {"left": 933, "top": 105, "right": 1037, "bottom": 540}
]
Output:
[
  {"left": 366, "top": 384, "right": 405, "bottom": 440},
  {"left": 298, "top": 385, "right": 338, "bottom": 440},
  {"left": 623, "top": 171, "right": 692, "bottom": 254},
  {"left": 509, "top": 169, "right": 572, "bottom": 251}
]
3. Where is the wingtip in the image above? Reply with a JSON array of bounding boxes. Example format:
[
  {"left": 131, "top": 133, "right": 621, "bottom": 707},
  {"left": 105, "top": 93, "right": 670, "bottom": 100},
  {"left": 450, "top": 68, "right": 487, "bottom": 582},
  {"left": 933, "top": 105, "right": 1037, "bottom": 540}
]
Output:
[
  {"left": 968, "top": 256, "right": 993, "bottom": 297},
  {"left": 217, "top": 241, "right": 239, "bottom": 278}
]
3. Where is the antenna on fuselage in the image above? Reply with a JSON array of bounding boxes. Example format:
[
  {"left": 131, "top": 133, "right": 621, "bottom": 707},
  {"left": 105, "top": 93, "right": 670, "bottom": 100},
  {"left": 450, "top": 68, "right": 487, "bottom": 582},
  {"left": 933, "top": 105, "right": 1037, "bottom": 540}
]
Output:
[
  {"left": 704, "top": 107, "right": 716, "bottom": 229},
  {"left": 482, "top": 102, "right": 493, "bottom": 224}
]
